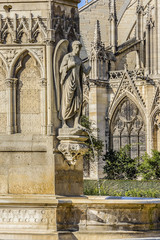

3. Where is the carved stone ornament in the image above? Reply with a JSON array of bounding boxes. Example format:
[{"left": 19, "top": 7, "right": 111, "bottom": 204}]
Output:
[{"left": 57, "top": 128, "right": 88, "bottom": 166}]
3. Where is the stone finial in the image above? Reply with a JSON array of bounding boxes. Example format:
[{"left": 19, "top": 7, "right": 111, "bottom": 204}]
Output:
[
  {"left": 109, "top": 0, "right": 115, "bottom": 12},
  {"left": 94, "top": 20, "right": 101, "bottom": 45},
  {"left": 147, "top": 4, "right": 151, "bottom": 21},
  {"left": 137, "top": 0, "right": 141, "bottom": 7},
  {"left": 136, "top": 0, "right": 143, "bottom": 13},
  {"left": 146, "top": 4, "right": 153, "bottom": 27}
]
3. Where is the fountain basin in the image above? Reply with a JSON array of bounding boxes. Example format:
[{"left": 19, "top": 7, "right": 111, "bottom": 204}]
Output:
[{"left": 0, "top": 195, "right": 159, "bottom": 239}]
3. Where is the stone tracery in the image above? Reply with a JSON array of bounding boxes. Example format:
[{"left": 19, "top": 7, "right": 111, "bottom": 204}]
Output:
[{"left": 111, "top": 97, "right": 146, "bottom": 157}]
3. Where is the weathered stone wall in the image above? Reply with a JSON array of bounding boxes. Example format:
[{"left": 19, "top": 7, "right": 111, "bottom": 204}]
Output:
[
  {"left": 79, "top": 0, "right": 110, "bottom": 59},
  {"left": 0, "top": 0, "right": 80, "bottom": 194}
]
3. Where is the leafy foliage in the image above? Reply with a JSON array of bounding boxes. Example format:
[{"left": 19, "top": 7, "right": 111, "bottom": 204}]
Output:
[
  {"left": 138, "top": 150, "right": 160, "bottom": 180},
  {"left": 80, "top": 115, "right": 103, "bottom": 162},
  {"left": 103, "top": 145, "right": 138, "bottom": 180}
]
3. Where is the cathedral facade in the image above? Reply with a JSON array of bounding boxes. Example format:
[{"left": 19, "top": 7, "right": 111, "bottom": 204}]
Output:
[{"left": 80, "top": 0, "right": 160, "bottom": 179}]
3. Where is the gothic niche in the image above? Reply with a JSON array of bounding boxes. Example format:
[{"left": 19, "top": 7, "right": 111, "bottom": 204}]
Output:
[
  {"left": 15, "top": 53, "right": 41, "bottom": 134},
  {"left": 111, "top": 98, "right": 146, "bottom": 158}
]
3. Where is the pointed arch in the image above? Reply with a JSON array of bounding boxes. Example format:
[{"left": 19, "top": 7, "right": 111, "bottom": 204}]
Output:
[
  {"left": 15, "top": 52, "right": 42, "bottom": 134},
  {"left": 10, "top": 48, "right": 44, "bottom": 78},
  {"left": 109, "top": 93, "right": 146, "bottom": 157},
  {"left": 0, "top": 53, "right": 8, "bottom": 74},
  {"left": 109, "top": 91, "right": 146, "bottom": 125},
  {"left": 66, "top": 26, "right": 77, "bottom": 42},
  {"left": 55, "top": 24, "right": 65, "bottom": 43}
]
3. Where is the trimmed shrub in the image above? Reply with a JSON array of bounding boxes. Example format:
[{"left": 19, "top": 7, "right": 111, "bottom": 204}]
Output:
[{"left": 103, "top": 145, "right": 138, "bottom": 180}]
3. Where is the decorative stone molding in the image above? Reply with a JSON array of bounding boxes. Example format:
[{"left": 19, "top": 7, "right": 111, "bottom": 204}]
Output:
[
  {"left": 57, "top": 128, "right": 88, "bottom": 166},
  {"left": 5, "top": 78, "right": 17, "bottom": 88},
  {"left": 0, "top": 8, "right": 79, "bottom": 44},
  {"left": 31, "top": 48, "right": 44, "bottom": 65},
  {"left": 5, "top": 78, "right": 14, "bottom": 88},
  {"left": 58, "top": 142, "right": 88, "bottom": 166}
]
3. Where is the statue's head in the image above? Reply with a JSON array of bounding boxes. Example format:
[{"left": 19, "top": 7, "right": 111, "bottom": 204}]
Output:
[{"left": 72, "top": 41, "right": 82, "bottom": 56}]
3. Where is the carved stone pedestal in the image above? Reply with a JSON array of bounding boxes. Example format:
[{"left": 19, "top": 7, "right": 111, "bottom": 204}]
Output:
[{"left": 56, "top": 128, "right": 88, "bottom": 196}]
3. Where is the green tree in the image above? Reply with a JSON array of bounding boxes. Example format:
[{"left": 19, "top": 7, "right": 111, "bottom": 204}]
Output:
[
  {"left": 103, "top": 145, "right": 138, "bottom": 180},
  {"left": 80, "top": 115, "right": 103, "bottom": 162},
  {"left": 138, "top": 150, "right": 160, "bottom": 180}
]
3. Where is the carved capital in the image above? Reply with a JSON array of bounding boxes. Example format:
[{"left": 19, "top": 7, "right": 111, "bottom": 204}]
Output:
[
  {"left": 45, "top": 39, "right": 54, "bottom": 46},
  {"left": 40, "top": 78, "right": 47, "bottom": 87},
  {"left": 5, "top": 78, "right": 17, "bottom": 88}
]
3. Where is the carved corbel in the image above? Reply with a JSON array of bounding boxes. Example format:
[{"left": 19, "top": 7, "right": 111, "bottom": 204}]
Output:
[
  {"left": 58, "top": 141, "right": 88, "bottom": 166},
  {"left": 57, "top": 128, "right": 88, "bottom": 166}
]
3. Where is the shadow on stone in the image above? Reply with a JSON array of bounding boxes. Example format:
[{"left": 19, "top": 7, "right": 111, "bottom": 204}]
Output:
[
  {"left": 58, "top": 232, "right": 78, "bottom": 240},
  {"left": 57, "top": 203, "right": 84, "bottom": 232}
]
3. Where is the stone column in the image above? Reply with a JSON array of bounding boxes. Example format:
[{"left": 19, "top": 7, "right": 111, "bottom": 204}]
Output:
[
  {"left": 12, "top": 78, "right": 17, "bottom": 133},
  {"left": 157, "top": 0, "right": 160, "bottom": 74},
  {"left": 150, "top": 23, "right": 154, "bottom": 74},
  {"left": 89, "top": 80, "right": 108, "bottom": 179},
  {"left": 5, "top": 78, "right": 14, "bottom": 134},
  {"left": 137, "top": 7, "right": 144, "bottom": 68},
  {"left": 154, "top": 0, "right": 158, "bottom": 74},
  {"left": 136, "top": 11, "right": 140, "bottom": 40},
  {"left": 46, "top": 41, "right": 55, "bottom": 135},
  {"left": 40, "top": 78, "right": 47, "bottom": 135},
  {"left": 110, "top": 16, "right": 117, "bottom": 53},
  {"left": 136, "top": 51, "right": 140, "bottom": 69},
  {"left": 145, "top": 24, "right": 150, "bottom": 74}
]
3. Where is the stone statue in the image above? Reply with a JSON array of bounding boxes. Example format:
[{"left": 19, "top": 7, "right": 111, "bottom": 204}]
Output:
[{"left": 54, "top": 40, "right": 91, "bottom": 128}]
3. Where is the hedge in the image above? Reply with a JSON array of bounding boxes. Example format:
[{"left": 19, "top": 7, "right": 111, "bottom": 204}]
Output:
[{"left": 84, "top": 180, "right": 160, "bottom": 198}]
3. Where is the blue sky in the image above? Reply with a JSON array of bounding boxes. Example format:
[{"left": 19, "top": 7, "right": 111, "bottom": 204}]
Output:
[{"left": 78, "top": 0, "right": 92, "bottom": 8}]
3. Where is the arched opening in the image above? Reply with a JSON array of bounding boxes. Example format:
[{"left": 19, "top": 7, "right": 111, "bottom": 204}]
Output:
[
  {"left": 14, "top": 53, "right": 41, "bottom": 134},
  {"left": 110, "top": 97, "right": 146, "bottom": 158}
]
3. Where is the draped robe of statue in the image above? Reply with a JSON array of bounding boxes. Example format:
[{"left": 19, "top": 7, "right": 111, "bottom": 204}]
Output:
[{"left": 60, "top": 52, "right": 88, "bottom": 123}]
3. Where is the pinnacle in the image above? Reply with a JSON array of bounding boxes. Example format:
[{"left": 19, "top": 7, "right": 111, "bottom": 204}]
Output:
[{"left": 94, "top": 20, "right": 101, "bottom": 45}]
